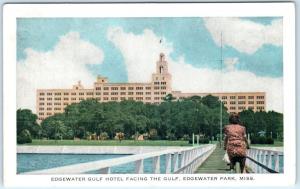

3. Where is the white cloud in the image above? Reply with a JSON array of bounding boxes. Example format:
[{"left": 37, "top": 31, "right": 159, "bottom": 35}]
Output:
[
  {"left": 17, "top": 32, "right": 104, "bottom": 112},
  {"left": 107, "top": 27, "right": 283, "bottom": 112},
  {"left": 224, "top": 57, "right": 239, "bottom": 71},
  {"left": 203, "top": 18, "right": 282, "bottom": 54}
]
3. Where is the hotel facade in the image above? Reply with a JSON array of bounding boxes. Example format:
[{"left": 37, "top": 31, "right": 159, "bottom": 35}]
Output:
[{"left": 36, "top": 53, "right": 265, "bottom": 120}]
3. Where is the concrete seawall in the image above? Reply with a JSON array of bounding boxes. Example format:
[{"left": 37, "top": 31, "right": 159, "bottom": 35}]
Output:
[{"left": 17, "top": 146, "right": 190, "bottom": 154}]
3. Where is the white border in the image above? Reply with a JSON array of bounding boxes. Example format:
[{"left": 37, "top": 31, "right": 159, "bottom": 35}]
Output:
[{"left": 3, "top": 3, "right": 295, "bottom": 187}]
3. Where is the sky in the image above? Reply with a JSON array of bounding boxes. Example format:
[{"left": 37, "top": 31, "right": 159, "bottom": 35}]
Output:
[{"left": 16, "top": 17, "right": 283, "bottom": 113}]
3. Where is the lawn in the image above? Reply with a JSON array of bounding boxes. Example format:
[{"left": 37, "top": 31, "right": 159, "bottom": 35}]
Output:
[
  {"left": 250, "top": 140, "right": 283, "bottom": 147},
  {"left": 22, "top": 139, "right": 192, "bottom": 146}
]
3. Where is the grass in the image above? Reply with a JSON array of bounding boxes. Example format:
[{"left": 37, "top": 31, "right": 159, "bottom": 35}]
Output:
[
  {"left": 22, "top": 139, "right": 192, "bottom": 146},
  {"left": 250, "top": 140, "right": 283, "bottom": 147}
]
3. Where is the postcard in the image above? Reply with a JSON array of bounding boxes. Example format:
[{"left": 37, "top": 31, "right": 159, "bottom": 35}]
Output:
[{"left": 2, "top": 2, "right": 295, "bottom": 187}]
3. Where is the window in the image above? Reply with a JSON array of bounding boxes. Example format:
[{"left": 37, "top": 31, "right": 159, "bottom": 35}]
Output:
[
  {"left": 39, "top": 108, "right": 44, "bottom": 111},
  {"left": 248, "top": 106, "right": 254, "bottom": 110},
  {"left": 79, "top": 92, "right": 84, "bottom": 96},
  {"left": 39, "top": 92, "right": 45, "bottom": 96},
  {"left": 95, "top": 87, "right": 101, "bottom": 90},
  {"left": 146, "top": 97, "right": 151, "bottom": 100},
  {"left": 39, "top": 98, "right": 45, "bottom": 101},
  {"left": 161, "top": 82, "right": 166, "bottom": 85},
  {"left": 64, "top": 98, "right": 69, "bottom": 101},
  {"left": 71, "top": 98, "right": 76, "bottom": 101},
  {"left": 161, "top": 86, "right": 166, "bottom": 90},
  {"left": 104, "top": 87, "right": 109, "bottom": 90},
  {"left": 161, "top": 92, "right": 166, "bottom": 95},
  {"left": 154, "top": 92, "right": 160, "bottom": 95},
  {"left": 86, "top": 92, "right": 93, "bottom": 95},
  {"left": 223, "top": 101, "right": 227, "bottom": 104},
  {"left": 39, "top": 113, "right": 44, "bottom": 115},
  {"left": 47, "top": 92, "right": 52, "bottom": 96},
  {"left": 54, "top": 97, "right": 61, "bottom": 101},
  {"left": 96, "top": 97, "right": 101, "bottom": 101},
  {"left": 257, "top": 96, "right": 264, "bottom": 99},
  {"left": 64, "top": 102, "right": 68, "bottom": 105},
  {"left": 39, "top": 103, "right": 45, "bottom": 105},
  {"left": 111, "top": 97, "right": 118, "bottom": 100},
  {"left": 146, "top": 87, "right": 151, "bottom": 90},
  {"left": 55, "top": 93, "right": 61, "bottom": 96},
  {"left": 222, "top": 96, "right": 227, "bottom": 100},
  {"left": 238, "top": 106, "right": 246, "bottom": 110},
  {"left": 230, "top": 107, "right": 236, "bottom": 110},
  {"left": 120, "top": 87, "right": 126, "bottom": 90},
  {"left": 128, "top": 87, "right": 134, "bottom": 90},
  {"left": 230, "top": 101, "right": 236, "bottom": 105},
  {"left": 79, "top": 97, "right": 84, "bottom": 100},
  {"left": 64, "top": 93, "right": 69, "bottom": 95},
  {"left": 47, "top": 103, "right": 52, "bottom": 105},
  {"left": 136, "top": 87, "right": 143, "bottom": 90},
  {"left": 154, "top": 82, "right": 160, "bottom": 85},
  {"left": 111, "top": 87, "right": 118, "bottom": 90},
  {"left": 146, "top": 92, "right": 151, "bottom": 95},
  {"left": 257, "top": 101, "right": 264, "bottom": 104},
  {"left": 47, "top": 112, "right": 52, "bottom": 116},
  {"left": 238, "top": 96, "right": 246, "bottom": 99},
  {"left": 120, "top": 92, "right": 126, "bottom": 95},
  {"left": 238, "top": 101, "right": 246, "bottom": 105},
  {"left": 257, "top": 106, "right": 265, "bottom": 110},
  {"left": 95, "top": 92, "right": 101, "bottom": 95},
  {"left": 120, "top": 97, "right": 126, "bottom": 100},
  {"left": 71, "top": 92, "right": 76, "bottom": 95},
  {"left": 136, "top": 92, "right": 143, "bottom": 95},
  {"left": 54, "top": 107, "right": 61, "bottom": 111},
  {"left": 248, "top": 96, "right": 254, "bottom": 99},
  {"left": 54, "top": 102, "right": 61, "bottom": 105},
  {"left": 103, "top": 92, "right": 109, "bottom": 95},
  {"left": 154, "top": 97, "right": 160, "bottom": 100},
  {"left": 128, "top": 92, "right": 134, "bottom": 95},
  {"left": 154, "top": 86, "right": 160, "bottom": 90},
  {"left": 103, "top": 97, "right": 109, "bottom": 100},
  {"left": 230, "top": 96, "right": 236, "bottom": 99},
  {"left": 111, "top": 92, "right": 118, "bottom": 95},
  {"left": 248, "top": 101, "right": 254, "bottom": 104},
  {"left": 47, "top": 107, "right": 52, "bottom": 111},
  {"left": 136, "top": 97, "right": 143, "bottom": 100}
]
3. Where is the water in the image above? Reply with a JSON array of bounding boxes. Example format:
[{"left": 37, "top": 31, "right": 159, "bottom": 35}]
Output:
[
  {"left": 17, "top": 153, "right": 182, "bottom": 174},
  {"left": 17, "top": 153, "right": 127, "bottom": 174}
]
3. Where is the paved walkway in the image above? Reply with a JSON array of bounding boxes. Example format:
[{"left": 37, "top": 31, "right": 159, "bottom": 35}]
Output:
[{"left": 195, "top": 146, "right": 231, "bottom": 173}]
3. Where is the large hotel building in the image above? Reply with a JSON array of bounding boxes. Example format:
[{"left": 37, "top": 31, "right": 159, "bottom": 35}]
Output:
[{"left": 37, "top": 53, "right": 265, "bottom": 120}]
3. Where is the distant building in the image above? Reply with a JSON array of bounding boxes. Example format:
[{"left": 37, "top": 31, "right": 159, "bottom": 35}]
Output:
[{"left": 36, "top": 53, "right": 265, "bottom": 120}]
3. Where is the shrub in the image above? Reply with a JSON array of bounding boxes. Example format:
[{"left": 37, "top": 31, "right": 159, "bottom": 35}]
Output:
[
  {"left": 189, "top": 137, "right": 209, "bottom": 144},
  {"left": 17, "top": 129, "right": 32, "bottom": 144},
  {"left": 100, "top": 132, "right": 109, "bottom": 140},
  {"left": 251, "top": 136, "right": 274, "bottom": 144}
]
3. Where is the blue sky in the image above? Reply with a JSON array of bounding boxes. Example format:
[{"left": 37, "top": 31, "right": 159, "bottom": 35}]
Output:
[
  {"left": 16, "top": 17, "right": 283, "bottom": 112},
  {"left": 17, "top": 17, "right": 282, "bottom": 83}
]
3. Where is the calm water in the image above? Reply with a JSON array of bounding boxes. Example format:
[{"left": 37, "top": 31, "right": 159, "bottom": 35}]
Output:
[
  {"left": 18, "top": 153, "right": 283, "bottom": 174},
  {"left": 17, "top": 153, "right": 180, "bottom": 174}
]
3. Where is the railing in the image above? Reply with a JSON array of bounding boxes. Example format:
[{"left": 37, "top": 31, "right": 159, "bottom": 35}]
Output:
[
  {"left": 246, "top": 147, "right": 283, "bottom": 173},
  {"left": 22, "top": 144, "right": 216, "bottom": 174}
]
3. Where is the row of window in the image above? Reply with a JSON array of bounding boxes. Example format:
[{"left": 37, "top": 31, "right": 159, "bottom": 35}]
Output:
[
  {"left": 223, "top": 101, "right": 264, "bottom": 105},
  {"left": 39, "top": 92, "right": 168, "bottom": 101},
  {"left": 228, "top": 106, "right": 265, "bottom": 110},
  {"left": 221, "top": 95, "right": 264, "bottom": 100}
]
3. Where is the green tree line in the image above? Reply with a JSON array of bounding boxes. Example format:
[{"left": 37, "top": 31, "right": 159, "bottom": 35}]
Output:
[{"left": 17, "top": 95, "right": 283, "bottom": 144}]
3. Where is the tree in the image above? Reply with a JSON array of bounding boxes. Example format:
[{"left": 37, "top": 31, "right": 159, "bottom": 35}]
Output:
[{"left": 17, "top": 109, "right": 40, "bottom": 138}]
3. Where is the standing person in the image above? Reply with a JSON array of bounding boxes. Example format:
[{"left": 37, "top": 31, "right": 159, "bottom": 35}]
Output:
[{"left": 224, "top": 113, "right": 249, "bottom": 173}]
